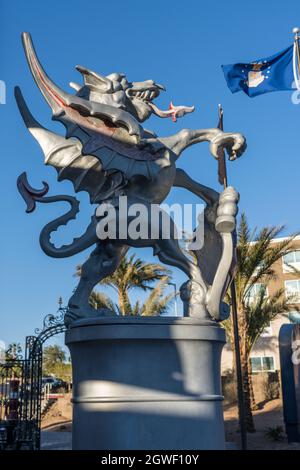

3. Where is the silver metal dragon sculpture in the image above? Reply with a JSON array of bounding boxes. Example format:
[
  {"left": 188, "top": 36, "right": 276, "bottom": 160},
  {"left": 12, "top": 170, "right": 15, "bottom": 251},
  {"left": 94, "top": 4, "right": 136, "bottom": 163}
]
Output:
[{"left": 16, "top": 33, "right": 246, "bottom": 326}]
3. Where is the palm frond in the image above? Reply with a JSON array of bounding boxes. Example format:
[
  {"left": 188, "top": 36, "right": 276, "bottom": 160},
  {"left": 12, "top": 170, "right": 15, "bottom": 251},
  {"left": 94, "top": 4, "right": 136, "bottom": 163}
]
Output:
[
  {"left": 245, "top": 287, "right": 293, "bottom": 353},
  {"left": 140, "top": 277, "right": 175, "bottom": 316},
  {"left": 99, "top": 255, "right": 171, "bottom": 292},
  {"left": 89, "top": 290, "right": 118, "bottom": 313},
  {"left": 234, "top": 215, "right": 300, "bottom": 304},
  {"left": 226, "top": 214, "right": 300, "bottom": 354}
]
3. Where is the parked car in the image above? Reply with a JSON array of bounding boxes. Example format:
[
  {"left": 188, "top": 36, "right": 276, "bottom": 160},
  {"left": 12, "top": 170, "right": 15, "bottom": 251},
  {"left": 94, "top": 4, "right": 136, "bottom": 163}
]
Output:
[
  {"left": 52, "top": 378, "right": 68, "bottom": 392},
  {"left": 41, "top": 377, "right": 55, "bottom": 394},
  {"left": 41, "top": 377, "right": 68, "bottom": 393}
]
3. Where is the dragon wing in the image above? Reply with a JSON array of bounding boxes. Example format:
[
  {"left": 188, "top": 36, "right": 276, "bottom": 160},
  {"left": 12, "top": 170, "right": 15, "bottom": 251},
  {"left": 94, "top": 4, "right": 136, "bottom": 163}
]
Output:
[
  {"left": 15, "top": 87, "right": 169, "bottom": 203},
  {"left": 15, "top": 33, "right": 170, "bottom": 203}
]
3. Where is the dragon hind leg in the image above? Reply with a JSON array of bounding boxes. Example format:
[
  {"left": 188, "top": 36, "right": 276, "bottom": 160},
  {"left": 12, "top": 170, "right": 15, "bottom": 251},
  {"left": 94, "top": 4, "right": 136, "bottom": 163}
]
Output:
[
  {"left": 154, "top": 238, "right": 209, "bottom": 319},
  {"left": 65, "top": 243, "right": 128, "bottom": 325}
]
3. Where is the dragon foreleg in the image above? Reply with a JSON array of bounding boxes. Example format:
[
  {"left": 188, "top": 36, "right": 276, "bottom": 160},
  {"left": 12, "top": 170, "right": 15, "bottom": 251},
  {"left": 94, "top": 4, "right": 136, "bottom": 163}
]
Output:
[
  {"left": 159, "top": 128, "right": 246, "bottom": 162},
  {"left": 17, "top": 172, "right": 98, "bottom": 258}
]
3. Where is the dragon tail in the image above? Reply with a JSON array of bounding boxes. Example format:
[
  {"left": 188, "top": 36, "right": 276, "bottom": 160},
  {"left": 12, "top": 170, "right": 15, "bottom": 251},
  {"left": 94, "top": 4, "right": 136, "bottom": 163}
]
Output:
[{"left": 17, "top": 172, "right": 97, "bottom": 258}]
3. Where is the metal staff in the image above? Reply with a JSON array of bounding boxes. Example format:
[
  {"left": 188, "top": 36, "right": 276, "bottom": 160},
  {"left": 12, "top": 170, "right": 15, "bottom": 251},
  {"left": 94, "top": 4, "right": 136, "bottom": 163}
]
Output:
[
  {"left": 293, "top": 27, "right": 300, "bottom": 81},
  {"left": 217, "top": 104, "right": 247, "bottom": 450}
]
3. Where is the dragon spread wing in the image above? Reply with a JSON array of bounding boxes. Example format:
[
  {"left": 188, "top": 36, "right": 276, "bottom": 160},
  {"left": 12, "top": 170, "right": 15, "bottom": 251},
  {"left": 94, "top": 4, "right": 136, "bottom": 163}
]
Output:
[
  {"left": 15, "top": 87, "right": 169, "bottom": 203},
  {"left": 15, "top": 33, "right": 170, "bottom": 203}
]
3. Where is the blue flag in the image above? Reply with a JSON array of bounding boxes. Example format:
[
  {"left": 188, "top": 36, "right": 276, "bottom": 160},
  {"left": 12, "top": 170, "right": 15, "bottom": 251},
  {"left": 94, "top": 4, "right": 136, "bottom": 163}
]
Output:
[{"left": 222, "top": 45, "right": 295, "bottom": 97}]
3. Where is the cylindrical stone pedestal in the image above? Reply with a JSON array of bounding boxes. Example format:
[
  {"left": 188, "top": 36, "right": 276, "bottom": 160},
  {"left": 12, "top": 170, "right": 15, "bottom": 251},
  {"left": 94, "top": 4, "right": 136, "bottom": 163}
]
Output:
[{"left": 65, "top": 317, "right": 226, "bottom": 450}]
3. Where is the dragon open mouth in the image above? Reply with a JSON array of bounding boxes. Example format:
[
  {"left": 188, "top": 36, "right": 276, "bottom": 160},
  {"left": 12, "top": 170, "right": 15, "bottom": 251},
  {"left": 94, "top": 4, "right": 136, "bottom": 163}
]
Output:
[
  {"left": 129, "top": 89, "right": 161, "bottom": 103},
  {"left": 127, "top": 83, "right": 195, "bottom": 122},
  {"left": 126, "top": 83, "right": 163, "bottom": 109}
]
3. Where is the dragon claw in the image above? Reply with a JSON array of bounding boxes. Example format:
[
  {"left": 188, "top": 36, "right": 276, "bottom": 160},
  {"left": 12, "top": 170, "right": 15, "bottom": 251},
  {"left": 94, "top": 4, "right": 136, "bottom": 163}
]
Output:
[{"left": 210, "top": 132, "right": 247, "bottom": 161}]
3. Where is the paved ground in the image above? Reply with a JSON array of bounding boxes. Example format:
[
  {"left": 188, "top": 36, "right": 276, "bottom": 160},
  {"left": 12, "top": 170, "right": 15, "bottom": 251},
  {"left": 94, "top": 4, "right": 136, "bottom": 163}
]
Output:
[
  {"left": 41, "top": 397, "right": 300, "bottom": 450},
  {"left": 41, "top": 431, "right": 71, "bottom": 450}
]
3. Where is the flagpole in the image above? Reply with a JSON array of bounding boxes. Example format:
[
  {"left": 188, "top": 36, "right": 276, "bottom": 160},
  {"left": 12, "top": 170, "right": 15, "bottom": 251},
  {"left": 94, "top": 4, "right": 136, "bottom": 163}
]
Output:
[
  {"left": 217, "top": 104, "right": 247, "bottom": 451},
  {"left": 293, "top": 27, "right": 300, "bottom": 85},
  {"left": 217, "top": 104, "right": 228, "bottom": 187}
]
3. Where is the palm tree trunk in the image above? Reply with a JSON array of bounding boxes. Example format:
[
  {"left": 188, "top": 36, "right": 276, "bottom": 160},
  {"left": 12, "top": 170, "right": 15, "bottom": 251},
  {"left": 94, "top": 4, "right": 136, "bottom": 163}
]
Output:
[
  {"left": 240, "top": 344, "right": 255, "bottom": 432},
  {"left": 118, "top": 289, "right": 131, "bottom": 315},
  {"left": 238, "top": 306, "right": 256, "bottom": 433},
  {"left": 240, "top": 352, "right": 255, "bottom": 432},
  {"left": 247, "top": 360, "right": 257, "bottom": 410},
  {"left": 118, "top": 291, "right": 125, "bottom": 315}
]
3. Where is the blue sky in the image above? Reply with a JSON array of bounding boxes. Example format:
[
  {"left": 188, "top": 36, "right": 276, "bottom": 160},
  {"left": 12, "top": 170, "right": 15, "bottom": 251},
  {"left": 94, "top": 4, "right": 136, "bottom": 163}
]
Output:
[{"left": 1, "top": 0, "right": 300, "bottom": 347}]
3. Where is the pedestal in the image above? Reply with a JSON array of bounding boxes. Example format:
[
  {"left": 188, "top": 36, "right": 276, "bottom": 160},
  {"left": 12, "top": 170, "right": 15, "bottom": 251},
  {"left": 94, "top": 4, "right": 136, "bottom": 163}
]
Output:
[{"left": 65, "top": 316, "right": 226, "bottom": 450}]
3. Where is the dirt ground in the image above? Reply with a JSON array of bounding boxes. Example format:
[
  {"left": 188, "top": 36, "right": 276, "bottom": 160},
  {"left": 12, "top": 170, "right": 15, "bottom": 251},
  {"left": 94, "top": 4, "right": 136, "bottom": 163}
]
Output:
[
  {"left": 42, "top": 395, "right": 300, "bottom": 449},
  {"left": 224, "top": 399, "right": 300, "bottom": 450}
]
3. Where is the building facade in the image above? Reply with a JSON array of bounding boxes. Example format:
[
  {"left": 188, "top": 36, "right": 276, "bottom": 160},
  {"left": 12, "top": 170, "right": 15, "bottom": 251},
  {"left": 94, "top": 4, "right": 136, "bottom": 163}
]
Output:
[{"left": 221, "top": 236, "right": 300, "bottom": 374}]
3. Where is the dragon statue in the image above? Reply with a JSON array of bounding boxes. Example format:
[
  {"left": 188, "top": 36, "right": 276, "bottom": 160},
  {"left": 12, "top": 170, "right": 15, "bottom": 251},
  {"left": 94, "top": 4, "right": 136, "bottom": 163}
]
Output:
[{"left": 16, "top": 32, "right": 246, "bottom": 326}]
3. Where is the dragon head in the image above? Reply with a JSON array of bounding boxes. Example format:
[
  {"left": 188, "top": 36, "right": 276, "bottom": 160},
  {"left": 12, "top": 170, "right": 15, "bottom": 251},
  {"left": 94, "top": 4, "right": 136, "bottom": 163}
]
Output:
[
  {"left": 73, "top": 68, "right": 167, "bottom": 123},
  {"left": 20, "top": 32, "right": 194, "bottom": 140}
]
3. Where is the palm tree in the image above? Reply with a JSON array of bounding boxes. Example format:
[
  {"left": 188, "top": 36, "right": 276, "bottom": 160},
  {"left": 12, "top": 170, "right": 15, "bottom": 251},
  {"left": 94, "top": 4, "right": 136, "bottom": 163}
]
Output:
[
  {"left": 5, "top": 343, "right": 22, "bottom": 360},
  {"left": 129, "top": 277, "right": 175, "bottom": 316},
  {"left": 76, "top": 254, "right": 171, "bottom": 315},
  {"left": 89, "top": 276, "right": 174, "bottom": 316},
  {"left": 224, "top": 213, "right": 299, "bottom": 432},
  {"left": 4, "top": 343, "right": 23, "bottom": 378},
  {"left": 89, "top": 290, "right": 119, "bottom": 314}
]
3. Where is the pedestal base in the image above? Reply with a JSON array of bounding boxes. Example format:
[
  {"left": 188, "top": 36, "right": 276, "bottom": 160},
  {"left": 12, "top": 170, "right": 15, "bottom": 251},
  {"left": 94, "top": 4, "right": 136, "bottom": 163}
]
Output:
[{"left": 65, "top": 316, "right": 226, "bottom": 450}]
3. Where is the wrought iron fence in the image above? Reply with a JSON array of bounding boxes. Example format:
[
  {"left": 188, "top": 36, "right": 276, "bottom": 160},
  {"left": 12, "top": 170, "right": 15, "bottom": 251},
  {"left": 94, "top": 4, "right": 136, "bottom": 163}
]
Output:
[
  {"left": 0, "top": 308, "right": 67, "bottom": 450},
  {"left": 0, "top": 355, "right": 40, "bottom": 450}
]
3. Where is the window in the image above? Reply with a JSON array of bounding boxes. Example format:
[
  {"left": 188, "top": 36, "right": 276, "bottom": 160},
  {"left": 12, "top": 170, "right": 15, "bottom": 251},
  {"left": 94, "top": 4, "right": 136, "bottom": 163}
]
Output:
[
  {"left": 282, "top": 250, "right": 300, "bottom": 273},
  {"left": 250, "top": 356, "right": 275, "bottom": 373},
  {"left": 285, "top": 280, "right": 300, "bottom": 304},
  {"left": 245, "top": 283, "right": 268, "bottom": 304}
]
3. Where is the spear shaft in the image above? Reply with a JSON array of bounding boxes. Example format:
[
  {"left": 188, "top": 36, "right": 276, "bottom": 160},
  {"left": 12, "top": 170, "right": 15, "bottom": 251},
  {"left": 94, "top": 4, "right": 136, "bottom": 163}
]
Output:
[
  {"left": 293, "top": 27, "right": 300, "bottom": 81},
  {"left": 217, "top": 104, "right": 247, "bottom": 450}
]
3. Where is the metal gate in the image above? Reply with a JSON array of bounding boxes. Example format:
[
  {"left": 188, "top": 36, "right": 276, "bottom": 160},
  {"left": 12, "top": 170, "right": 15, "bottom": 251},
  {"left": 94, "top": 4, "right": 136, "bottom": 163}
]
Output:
[{"left": 0, "top": 309, "right": 66, "bottom": 450}]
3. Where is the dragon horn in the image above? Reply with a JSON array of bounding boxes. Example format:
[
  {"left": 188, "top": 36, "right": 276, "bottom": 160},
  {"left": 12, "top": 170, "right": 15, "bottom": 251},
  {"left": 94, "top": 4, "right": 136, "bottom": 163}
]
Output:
[
  {"left": 76, "top": 65, "right": 113, "bottom": 93},
  {"left": 22, "top": 32, "right": 72, "bottom": 114}
]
